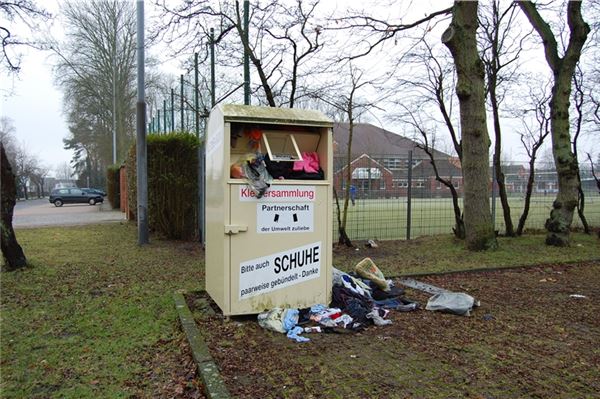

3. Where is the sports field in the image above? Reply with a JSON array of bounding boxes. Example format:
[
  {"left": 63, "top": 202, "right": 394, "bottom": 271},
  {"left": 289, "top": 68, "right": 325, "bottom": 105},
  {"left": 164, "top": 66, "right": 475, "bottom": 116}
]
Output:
[{"left": 336, "top": 192, "right": 600, "bottom": 240}]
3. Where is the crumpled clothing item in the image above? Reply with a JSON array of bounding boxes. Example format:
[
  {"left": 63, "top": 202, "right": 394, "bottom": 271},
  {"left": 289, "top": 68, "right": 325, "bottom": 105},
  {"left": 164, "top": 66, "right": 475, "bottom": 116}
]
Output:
[
  {"left": 331, "top": 314, "right": 353, "bottom": 328},
  {"left": 310, "top": 307, "right": 342, "bottom": 322},
  {"left": 303, "top": 326, "right": 322, "bottom": 333},
  {"left": 374, "top": 298, "right": 419, "bottom": 312},
  {"left": 310, "top": 304, "right": 327, "bottom": 314},
  {"left": 293, "top": 152, "right": 320, "bottom": 174},
  {"left": 258, "top": 308, "right": 298, "bottom": 333},
  {"left": 426, "top": 292, "right": 480, "bottom": 316},
  {"left": 341, "top": 275, "right": 369, "bottom": 297},
  {"left": 332, "top": 268, "right": 372, "bottom": 297},
  {"left": 345, "top": 298, "right": 372, "bottom": 325},
  {"left": 286, "top": 326, "right": 310, "bottom": 342},
  {"left": 370, "top": 284, "right": 405, "bottom": 300},
  {"left": 354, "top": 257, "right": 390, "bottom": 291},
  {"left": 239, "top": 153, "right": 272, "bottom": 198},
  {"left": 366, "top": 310, "right": 392, "bottom": 326},
  {"left": 331, "top": 286, "right": 375, "bottom": 317},
  {"left": 282, "top": 309, "right": 300, "bottom": 331},
  {"left": 311, "top": 312, "right": 353, "bottom": 328}
]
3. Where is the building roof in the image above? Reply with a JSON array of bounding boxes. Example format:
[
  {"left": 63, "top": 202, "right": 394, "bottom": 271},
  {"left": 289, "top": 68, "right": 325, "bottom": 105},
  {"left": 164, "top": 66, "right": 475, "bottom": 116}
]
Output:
[
  {"left": 332, "top": 122, "right": 450, "bottom": 158},
  {"left": 412, "top": 158, "right": 463, "bottom": 179}
]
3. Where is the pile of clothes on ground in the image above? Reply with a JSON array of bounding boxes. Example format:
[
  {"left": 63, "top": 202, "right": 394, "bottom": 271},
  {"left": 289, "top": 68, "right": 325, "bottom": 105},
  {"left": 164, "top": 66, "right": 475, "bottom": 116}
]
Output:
[{"left": 257, "top": 258, "right": 419, "bottom": 342}]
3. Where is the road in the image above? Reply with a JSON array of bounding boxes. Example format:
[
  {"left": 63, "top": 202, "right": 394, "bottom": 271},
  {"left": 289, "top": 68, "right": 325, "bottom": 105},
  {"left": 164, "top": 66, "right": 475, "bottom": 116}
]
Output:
[{"left": 13, "top": 198, "right": 126, "bottom": 228}]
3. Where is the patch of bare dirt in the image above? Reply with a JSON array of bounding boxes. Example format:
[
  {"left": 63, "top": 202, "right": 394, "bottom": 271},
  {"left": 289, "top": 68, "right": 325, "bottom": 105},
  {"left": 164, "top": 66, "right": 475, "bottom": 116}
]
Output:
[{"left": 126, "top": 332, "right": 204, "bottom": 399}]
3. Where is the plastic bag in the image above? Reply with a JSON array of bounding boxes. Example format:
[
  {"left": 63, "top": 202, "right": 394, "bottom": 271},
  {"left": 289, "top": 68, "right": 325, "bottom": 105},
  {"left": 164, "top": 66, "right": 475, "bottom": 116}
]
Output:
[
  {"left": 354, "top": 257, "right": 390, "bottom": 291},
  {"left": 425, "top": 292, "right": 480, "bottom": 316}
]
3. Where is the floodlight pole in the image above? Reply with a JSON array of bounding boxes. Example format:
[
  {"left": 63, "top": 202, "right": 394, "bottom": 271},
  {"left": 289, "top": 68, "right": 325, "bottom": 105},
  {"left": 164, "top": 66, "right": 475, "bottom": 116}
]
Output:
[
  {"left": 243, "top": 0, "right": 250, "bottom": 105},
  {"left": 112, "top": 32, "right": 117, "bottom": 164},
  {"left": 210, "top": 28, "right": 216, "bottom": 107},
  {"left": 136, "top": 0, "right": 149, "bottom": 245}
]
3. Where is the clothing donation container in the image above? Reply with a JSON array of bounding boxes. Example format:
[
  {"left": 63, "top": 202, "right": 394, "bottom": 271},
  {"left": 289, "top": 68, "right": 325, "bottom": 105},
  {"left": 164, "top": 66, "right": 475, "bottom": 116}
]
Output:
[{"left": 205, "top": 104, "right": 333, "bottom": 316}]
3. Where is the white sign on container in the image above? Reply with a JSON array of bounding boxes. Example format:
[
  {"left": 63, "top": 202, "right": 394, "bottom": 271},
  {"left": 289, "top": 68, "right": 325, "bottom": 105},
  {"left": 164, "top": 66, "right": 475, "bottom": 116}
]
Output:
[
  {"left": 238, "top": 241, "right": 321, "bottom": 300},
  {"left": 257, "top": 203, "right": 314, "bottom": 233}
]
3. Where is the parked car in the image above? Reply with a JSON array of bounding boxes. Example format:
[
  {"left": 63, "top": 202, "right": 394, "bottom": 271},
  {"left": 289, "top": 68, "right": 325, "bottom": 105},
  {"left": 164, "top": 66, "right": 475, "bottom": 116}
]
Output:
[
  {"left": 81, "top": 187, "right": 107, "bottom": 197},
  {"left": 49, "top": 188, "right": 104, "bottom": 207}
]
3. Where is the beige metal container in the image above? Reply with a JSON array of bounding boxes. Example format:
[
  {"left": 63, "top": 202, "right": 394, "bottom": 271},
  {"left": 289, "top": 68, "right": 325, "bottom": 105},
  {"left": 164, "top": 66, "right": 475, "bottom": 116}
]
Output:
[{"left": 205, "top": 104, "right": 333, "bottom": 316}]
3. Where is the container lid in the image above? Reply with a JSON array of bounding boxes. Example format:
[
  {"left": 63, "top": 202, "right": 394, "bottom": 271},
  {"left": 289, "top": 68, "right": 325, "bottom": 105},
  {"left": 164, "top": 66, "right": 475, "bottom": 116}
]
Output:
[{"left": 219, "top": 104, "right": 333, "bottom": 127}]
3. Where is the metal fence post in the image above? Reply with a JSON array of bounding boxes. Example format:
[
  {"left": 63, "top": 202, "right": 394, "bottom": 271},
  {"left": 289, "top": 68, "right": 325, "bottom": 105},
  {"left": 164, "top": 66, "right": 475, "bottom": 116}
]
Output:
[
  {"left": 157, "top": 110, "right": 161, "bottom": 133},
  {"left": 171, "top": 88, "right": 175, "bottom": 132},
  {"left": 407, "top": 150, "right": 413, "bottom": 240},
  {"left": 180, "top": 74, "right": 184, "bottom": 132},
  {"left": 491, "top": 159, "right": 497, "bottom": 230},
  {"left": 163, "top": 100, "right": 167, "bottom": 133},
  {"left": 194, "top": 52, "right": 203, "bottom": 243}
]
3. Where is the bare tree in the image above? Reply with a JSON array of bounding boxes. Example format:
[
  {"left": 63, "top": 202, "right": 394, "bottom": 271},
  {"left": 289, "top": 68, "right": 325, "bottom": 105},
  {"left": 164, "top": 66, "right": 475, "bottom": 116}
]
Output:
[
  {"left": 0, "top": 116, "right": 17, "bottom": 161},
  {"left": 401, "top": 107, "right": 465, "bottom": 239},
  {"left": 571, "top": 67, "right": 590, "bottom": 233},
  {"left": 480, "top": 0, "right": 528, "bottom": 237},
  {"left": 514, "top": 80, "right": 551, "bottom": 236},
  {"left": 0, "top": 0, "right": 50, "bottom": 74},
  {"left": 587, "top": 153, "right": 600, "bottom": 193},
  {"left": 30, "top": 165, "right": 50, "bottom": 198},
  {"left": 55, "top": 162, "right": 74, "bottom": 181},
  {"left": 155, "top": 0, "right": 325, "bottom": 108},
  {"left": 313, "top": 66, "right": 379, "bottom": 246},
  {"left": 519, "top": 1, "right": 590, "bottom": 246},
  {"left": 390, "top": 39, "right": 465, "bottom": 238},
  {"left": 52, "top": 0, "right": 137, "bottom": 179},
  {"left": 442, "top": 1, "right": 497, "bottom": 250}
]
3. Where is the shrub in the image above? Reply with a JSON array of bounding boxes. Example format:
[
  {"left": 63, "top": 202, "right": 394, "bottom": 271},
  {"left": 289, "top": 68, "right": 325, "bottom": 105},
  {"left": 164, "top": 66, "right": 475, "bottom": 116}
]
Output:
[
  {"left": 126, "top": 133, "right": 200, "bottom": 240},
  {"left": 126, "top": 145, "right": 137, "bottom": 219},
  {"left": 106, "top": 165, "right": 121, "bottom": 209}
]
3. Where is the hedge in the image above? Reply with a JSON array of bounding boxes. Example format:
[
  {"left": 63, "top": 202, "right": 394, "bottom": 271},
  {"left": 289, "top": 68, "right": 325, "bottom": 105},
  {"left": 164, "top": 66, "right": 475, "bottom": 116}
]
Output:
[
  {"left": 106, "top": 165, "right": 121, "bottom": 209},
  {"left": 126, "top": 133, "right": 200, "bottom": 240}
]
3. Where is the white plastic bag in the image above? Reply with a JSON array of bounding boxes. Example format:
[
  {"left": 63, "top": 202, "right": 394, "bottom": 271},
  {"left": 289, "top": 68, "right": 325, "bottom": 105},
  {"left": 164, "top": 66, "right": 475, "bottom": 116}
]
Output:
[{"left": 425, "top": 292, "right": 480, "bottom": 316}]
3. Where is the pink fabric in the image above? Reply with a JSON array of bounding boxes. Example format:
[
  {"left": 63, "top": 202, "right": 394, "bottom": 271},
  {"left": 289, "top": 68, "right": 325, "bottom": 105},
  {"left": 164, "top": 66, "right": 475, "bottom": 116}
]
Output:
[{"left": 293, "top": 152, "right": 320, "bottom": 173}]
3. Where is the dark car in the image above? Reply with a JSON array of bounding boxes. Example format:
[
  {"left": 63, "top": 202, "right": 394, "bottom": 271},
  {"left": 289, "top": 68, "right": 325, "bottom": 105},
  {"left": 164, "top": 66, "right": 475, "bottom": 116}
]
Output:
[
  {"left": 49, "top": 188, "right": 104, "bottom": 207},
  {"left": 81, "top": 187, "right": 107, "bottom": 197}
]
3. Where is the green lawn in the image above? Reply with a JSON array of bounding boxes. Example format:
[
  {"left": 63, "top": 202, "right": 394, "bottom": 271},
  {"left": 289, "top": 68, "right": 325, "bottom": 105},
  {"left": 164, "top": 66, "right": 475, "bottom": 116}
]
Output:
[
  {"left": 1, "top": 223, "right": 203, "bottom": 398},
  {"left": 337, "top": 194, "right": 600, "bottom": 240}
]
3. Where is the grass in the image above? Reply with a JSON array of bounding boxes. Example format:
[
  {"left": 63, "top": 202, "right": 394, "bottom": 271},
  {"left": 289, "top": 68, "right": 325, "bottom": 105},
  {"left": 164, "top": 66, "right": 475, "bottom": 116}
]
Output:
[
  {"left": 338, "top": 194, "right": 600, "bottom": 240},
  {"left": 1, "top": 223, "right": 203, "bottom": 398},
  {"left": 333, "top": 233, "right": 600, "bottom": 276},
  {"left": 1, "top": 222, "right": 599, "bottom": 398}
]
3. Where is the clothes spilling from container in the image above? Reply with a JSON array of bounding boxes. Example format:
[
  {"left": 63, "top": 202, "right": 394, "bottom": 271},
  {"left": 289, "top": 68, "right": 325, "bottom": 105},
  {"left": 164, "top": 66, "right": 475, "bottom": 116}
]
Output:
[
  {"left": 264, "top": 151, "right": 325, "bottom": 180},
  {"left": 257, "top": 260, "right": 420, "bottom": 342},
  {"left": 230, "top": 152, "right": 273, "bottom": 199}
]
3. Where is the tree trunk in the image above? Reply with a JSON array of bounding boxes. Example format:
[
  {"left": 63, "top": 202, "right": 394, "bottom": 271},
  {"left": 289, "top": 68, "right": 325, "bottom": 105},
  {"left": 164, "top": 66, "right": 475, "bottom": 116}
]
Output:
[
  {"left": 543, "top": 71, "right": 581, "bottom": 245},
  {"left": 442, "top": 1, "right": 497, "bottom": 250},
  {"left": 517, "top": 153, "right": 539, "bottom": 236},
  {"left": 519, "top": 1, "right": 590, "bottom": 246},
  {"left": 1, "top": 144, "right": 27, "bottom": 271},
  {"left": 333, "top": 187, "right": 352, "bottom": 247},
  {"left": 490, "top": 84, "right": 514, "bottom": 236}
]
